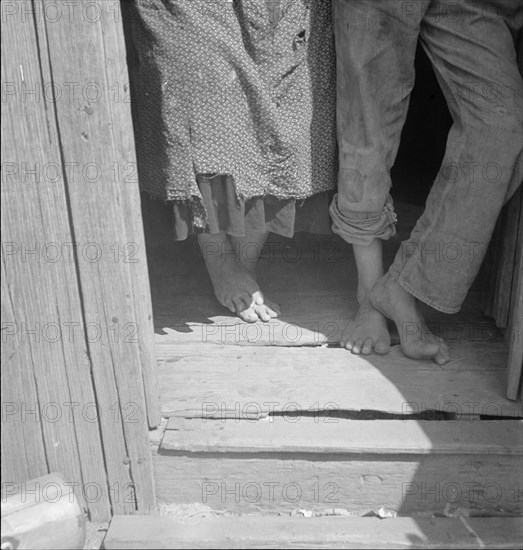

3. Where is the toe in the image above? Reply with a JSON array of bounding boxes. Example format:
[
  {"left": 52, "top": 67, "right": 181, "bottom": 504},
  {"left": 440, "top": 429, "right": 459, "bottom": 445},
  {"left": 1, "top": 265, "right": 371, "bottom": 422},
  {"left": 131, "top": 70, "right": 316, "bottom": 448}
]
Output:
[
  {"left": 352, "top": 338, "right": 364, "bottom": 354},
  {"left": 418, "top": 342, "right": 440, "bottom": 359},
  {"left": 344, "top": 339, "right": 354, "bottom": 351},
  {"left": 361, "top": 337, "right": 373, "bottom": 355},
  {"left": 252, "top": 290, "right": 265, "bottom": 306},
  {"left": 254, "top": 304, "right": 271, "bottom": 322},
  {"left": 238, "top": 307, "right": 258, "bottom": 323},
  {"left": 435, "top": 353, "right": 449, "bottom": 365},
  {"left": 403, "top": 341, "right": 439, "bottom": 360},
  {"left": 375, "top": 337, "right": 391, "bottom": 355},
  {"left": 435, "top": 343, "right": 450, "bottom": 365},
  {"left": 267, "top": 307, "right": 279, "bottom": 318}
]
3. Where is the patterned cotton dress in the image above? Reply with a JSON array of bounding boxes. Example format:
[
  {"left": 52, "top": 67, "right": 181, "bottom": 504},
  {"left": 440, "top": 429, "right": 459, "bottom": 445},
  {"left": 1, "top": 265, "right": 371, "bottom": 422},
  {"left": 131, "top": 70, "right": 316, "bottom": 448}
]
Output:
[{"left": 125, "top": 0, "right": 337, "bottom": 239}]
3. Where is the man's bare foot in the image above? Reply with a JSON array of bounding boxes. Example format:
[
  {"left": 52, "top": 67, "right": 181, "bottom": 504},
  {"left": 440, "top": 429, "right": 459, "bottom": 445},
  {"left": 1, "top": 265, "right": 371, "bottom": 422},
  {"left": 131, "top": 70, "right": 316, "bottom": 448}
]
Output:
[
  {"left": 370, "top": 273, "right": 450, "bottom": 365},
  {"left": 199, "top": 232, "right": 279, "bottom": 323},
  {"left": 341, "top": 239, "right": 391, "bottom": 355},
  {"left": 340, "top": 301, "right": 391, "bottom": 355}
]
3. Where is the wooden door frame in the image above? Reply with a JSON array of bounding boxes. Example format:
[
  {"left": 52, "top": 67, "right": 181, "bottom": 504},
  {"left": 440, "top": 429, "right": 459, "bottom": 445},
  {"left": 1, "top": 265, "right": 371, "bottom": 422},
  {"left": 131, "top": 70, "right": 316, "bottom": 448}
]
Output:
[{"left": 2, "top": 0, "right": 159, "bottom": 521}]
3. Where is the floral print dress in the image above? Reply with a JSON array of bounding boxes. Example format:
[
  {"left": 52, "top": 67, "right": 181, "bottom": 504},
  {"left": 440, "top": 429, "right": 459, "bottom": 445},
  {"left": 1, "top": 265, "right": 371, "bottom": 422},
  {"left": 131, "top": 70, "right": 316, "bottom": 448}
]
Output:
[{"left": 126, "top": 0, "right": 337, "bottom": 239}]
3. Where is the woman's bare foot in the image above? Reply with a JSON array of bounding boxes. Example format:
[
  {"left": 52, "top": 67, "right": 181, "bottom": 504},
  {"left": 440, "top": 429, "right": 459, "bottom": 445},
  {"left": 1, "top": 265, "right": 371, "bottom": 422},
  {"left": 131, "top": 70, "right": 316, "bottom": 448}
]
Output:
[
  {"left": 340, "top": 301, "right": 391, "bottom": 355},
  {"left": 370, "top": 273, "right": 450, "bottom": 365},
  {"left": 248, "top": 289, "right": 280, "bottom": 322},
  {"left": 230, "top": 231, "right": 280, "bottom": 322},
  {"left": 198, "top": 232, "right": 279, "bottom": 323}
]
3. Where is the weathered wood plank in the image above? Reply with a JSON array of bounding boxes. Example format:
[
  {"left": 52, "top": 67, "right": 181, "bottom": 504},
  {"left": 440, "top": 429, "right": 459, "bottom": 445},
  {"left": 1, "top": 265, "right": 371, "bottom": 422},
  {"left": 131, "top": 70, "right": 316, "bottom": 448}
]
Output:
[
  {"left": 493, "top": 189, "right": 522, "bottom": 328},
  {"left": 105, "top": 515, "right": 523, "bottom": 549},
  {"left": 147, "top": 199, "right": 489, "bottom": 348},
  {"left": 155, "top": 419, "right": 522, "bottom": 516},
  {"left": 39, "top": 0, "right": 156, "bottom": 512},
  {"left": 1, "top": 4, "right": 110, "bottom": 519},
  {"left": 151, "top": 241, "right": 495, "bottom": 347},
  {"left": 1, "top": 264, "right": 38, "bottom": 485},
  {"left": 99, "top": 0, "right": 161, "bottom": 429},
  {"left": 506, "top": 234, "right": 522, "bottom": 400},
  {"left": 150, "top": 244, "right": 359, "bottom": 346},
  {"left": 156, "top": 343, "right": 519, "bottom": 418},
  {"left": 153, "top": 452, "right": 522, "bottom": 516},
  {"left": 161, "top": 418, "right": 523, "bottom": 456},
  {"left": 154, "top": 293, "right": 357, "bottom": 346}
]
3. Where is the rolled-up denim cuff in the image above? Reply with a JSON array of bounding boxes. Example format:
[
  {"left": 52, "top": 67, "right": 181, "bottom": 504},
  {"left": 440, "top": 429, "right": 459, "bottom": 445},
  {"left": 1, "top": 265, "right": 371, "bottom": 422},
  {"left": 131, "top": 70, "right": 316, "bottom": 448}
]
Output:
[
  {"left": 388, "top": 267, "right": 461, "bottom": 314},
  {"left": 329, "top": 194, "right": 397, "bottom": 246}
]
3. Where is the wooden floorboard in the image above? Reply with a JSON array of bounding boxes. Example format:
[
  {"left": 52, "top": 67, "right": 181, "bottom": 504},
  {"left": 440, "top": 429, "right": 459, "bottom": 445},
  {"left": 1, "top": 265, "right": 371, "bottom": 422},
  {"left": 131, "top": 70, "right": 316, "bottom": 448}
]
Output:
[
  {"left": 156, "top": 343, "right": 518, "bottom": 418},
  {"left": 161, "top": 418, "right": 523, "bottom": 456},
  {"left": 150, "top": 201, "right": 494, "bottom": 347},
  {"left": 105, "top": 515, "right": 523, "bottom": 549},
  {"left": 152, "top": 256, "right": 495, "bottom": 347},
  {"left": 153, "top": 451, "right": 522, "bottom": 516},
  {"left": 154, "top": 419, "right": 522, "bottom": 516}
]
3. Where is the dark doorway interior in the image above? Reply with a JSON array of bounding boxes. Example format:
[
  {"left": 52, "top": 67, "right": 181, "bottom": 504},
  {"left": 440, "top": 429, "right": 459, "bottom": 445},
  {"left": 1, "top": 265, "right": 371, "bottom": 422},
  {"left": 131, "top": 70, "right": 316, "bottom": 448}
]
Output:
[{"left": 391, "top": 44, "right": 452, "bottom": 206}]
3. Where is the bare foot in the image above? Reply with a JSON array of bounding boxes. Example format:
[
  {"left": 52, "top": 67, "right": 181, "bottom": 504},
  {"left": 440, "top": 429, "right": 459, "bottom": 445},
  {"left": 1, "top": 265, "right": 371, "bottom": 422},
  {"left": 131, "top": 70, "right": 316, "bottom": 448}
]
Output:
[
  {"left": 248, "top": 289, "right": 280, "bottom": 322},
  {"left": 340, "top": 301, "right": 391, "bottom": 355},
  {"left": 230, "top": 231, "right": 280, "bottom": 322},
  {"left": 199, "top": 233, "right": 279, "bottom": 323},
  {"left": 341, "top": 239, "right": 391, "bottom": 356},
  {"left": 203, "top": 249, "right": 259, "bottom": 321},
  {"left": 370, "top": 273, "right": 450, "bottom": 365}
]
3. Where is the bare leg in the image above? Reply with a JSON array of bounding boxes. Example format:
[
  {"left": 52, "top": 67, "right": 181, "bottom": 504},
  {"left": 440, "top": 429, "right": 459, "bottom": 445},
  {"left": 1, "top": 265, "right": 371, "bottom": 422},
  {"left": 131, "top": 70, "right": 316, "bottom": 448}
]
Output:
[
  {"left": 340, "top": 239, "right": 391, "bottom": 355},
  {"left": 229, "top": 230, "right": 280, "bottom": 322},
  {"left": 198, "top": 231, "right": 260, "bottom": 322},
  {"left": 371, "top": 273, "right": 450, "bottom": 365}
]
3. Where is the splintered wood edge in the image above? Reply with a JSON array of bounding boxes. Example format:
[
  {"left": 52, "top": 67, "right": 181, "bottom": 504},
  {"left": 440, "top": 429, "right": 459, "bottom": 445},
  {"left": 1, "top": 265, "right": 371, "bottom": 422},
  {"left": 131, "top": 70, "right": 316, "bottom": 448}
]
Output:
[
  {"left": 160, "top": 418, "right": 523, "bottom": 456},
  {"left": 104, "top": 516, "right": 523, "bottom": 549}
]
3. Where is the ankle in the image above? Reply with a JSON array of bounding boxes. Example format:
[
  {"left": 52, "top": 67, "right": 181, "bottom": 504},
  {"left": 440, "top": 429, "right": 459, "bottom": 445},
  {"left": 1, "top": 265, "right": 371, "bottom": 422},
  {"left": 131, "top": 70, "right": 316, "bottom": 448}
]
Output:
[
  {"left": 357, "top": 283, "right": 378, "bottom": 305},
  {"left": 387, "top": 275, "right": 416, "bottom": 306}
]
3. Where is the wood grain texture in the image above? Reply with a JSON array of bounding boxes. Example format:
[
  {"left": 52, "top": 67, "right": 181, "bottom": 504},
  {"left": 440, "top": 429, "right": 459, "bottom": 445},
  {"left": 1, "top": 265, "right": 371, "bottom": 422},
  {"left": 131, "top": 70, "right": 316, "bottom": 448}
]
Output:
[
  {"left": 1, "top": 5, "right": 110, "bottom": 519},
  {"left": 493, "top": 190, "right": 522, "bottom": 328},
  {"left": 2, "top": 0, "right": 158, "bottom": 519},
  {"left": 1, "top": 266, "right": 42, "bottom": 486},
  {"left": 505, "top": 215, "right": 522, "bottom": 400},
  {"left": 38, "top": 0, "right": 157, "bottom": 512},
  {"left": 155, "top": 418, "right": 522, "bottom": 516},
  {"left": 153, "top": 452, "right": 522, "bottom": 516},
  {"left": 481, "top": 189, "right": 522, "bottom": 400},
  {"left": 162, "top": 418, "right": 523, "bottom": 456},
  {"left": 151, "top": 240, "right": 496, "bottom": 347},
  {"left": 156, "top": 343, "right": 518, "bottom": 418},
  {"left": 148, "top": 199, "right": 491, "bottom": 348},
  {"left": 98, "top": 0, "right": 161, "bottom": 428},
  {"left": 105, "top": 515, "right": 523, "bottom": 549}
]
